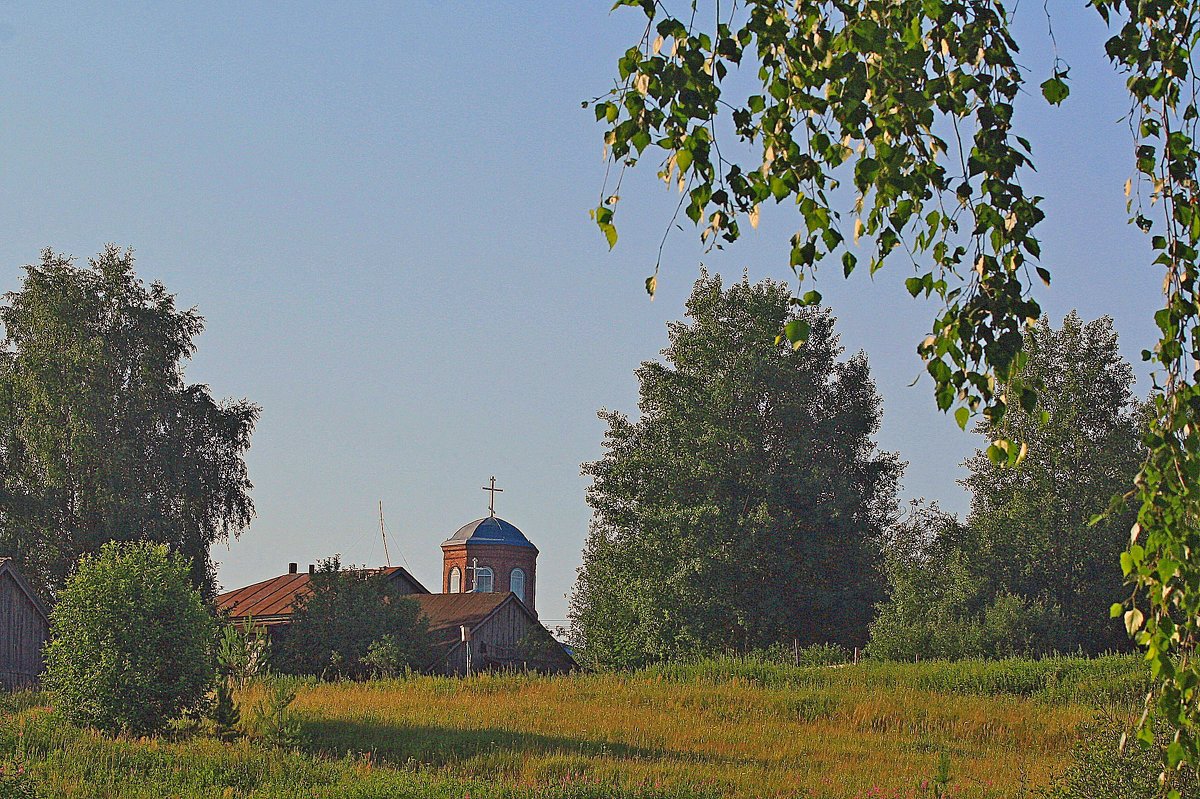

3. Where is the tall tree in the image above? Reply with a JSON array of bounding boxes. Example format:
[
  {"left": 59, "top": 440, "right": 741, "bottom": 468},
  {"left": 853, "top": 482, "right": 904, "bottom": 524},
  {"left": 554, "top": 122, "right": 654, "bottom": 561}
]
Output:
[
  {"left": 870, "top": 314, "right": 1143, "bottom": 659},
  {"left": 961, "top": 313, "right": 1143, "bottom": 653},
  {"left": 571, "top": 272, "right": 901, "bottom": 667},
  {"left": 0, "top": 246, "right": 258, "bottom": 597}
]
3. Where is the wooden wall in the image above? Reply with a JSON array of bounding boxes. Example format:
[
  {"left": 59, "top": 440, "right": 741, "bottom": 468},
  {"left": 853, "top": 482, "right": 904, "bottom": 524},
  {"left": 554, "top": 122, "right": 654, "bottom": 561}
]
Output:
[
  {"left": 0, "top": 573, "right": 48, "bottom": 689},
  {"left": 440, "top": 599, "right": 573, "bottom": 675}
]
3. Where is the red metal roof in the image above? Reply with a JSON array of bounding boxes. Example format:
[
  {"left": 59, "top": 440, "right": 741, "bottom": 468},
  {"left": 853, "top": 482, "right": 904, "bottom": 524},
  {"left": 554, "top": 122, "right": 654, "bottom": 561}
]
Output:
[{"left": 216, "top": 566, "right": 427, "bottom": 621}]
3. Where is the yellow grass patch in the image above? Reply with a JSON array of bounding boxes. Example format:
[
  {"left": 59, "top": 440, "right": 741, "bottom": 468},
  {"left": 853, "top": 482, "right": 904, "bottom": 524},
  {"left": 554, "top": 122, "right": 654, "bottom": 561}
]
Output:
[{"left": 260, "top": 667, "right": 1097, "bottom": 798}]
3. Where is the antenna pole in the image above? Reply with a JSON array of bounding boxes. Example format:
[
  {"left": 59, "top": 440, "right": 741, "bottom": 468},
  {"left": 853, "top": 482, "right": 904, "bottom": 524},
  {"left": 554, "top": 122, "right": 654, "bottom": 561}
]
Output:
[{"left": 379, "top": 500, "right": 392, "bottom": 567}]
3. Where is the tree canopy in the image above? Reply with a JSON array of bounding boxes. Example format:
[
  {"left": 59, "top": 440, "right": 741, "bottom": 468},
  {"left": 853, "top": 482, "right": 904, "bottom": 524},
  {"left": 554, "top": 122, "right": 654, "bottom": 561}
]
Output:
[
  {"left": 593, "top": 0, "right": 1200, "bottom": 768},
  {"left": 0, "top": 246, "right": 258, "bottom": 598},
  {"left": 869, "top": 314, "right": 1145, "bottom": 660},
  {"left": 273, "top": 558, "right": 433, "bottom": 679},
  {"left": 570, "top": 272, "right": 901, "bottom": 668}
]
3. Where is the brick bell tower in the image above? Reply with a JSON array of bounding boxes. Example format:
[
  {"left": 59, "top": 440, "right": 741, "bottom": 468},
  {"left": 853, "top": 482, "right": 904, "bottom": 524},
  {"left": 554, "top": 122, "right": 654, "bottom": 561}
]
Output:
[{"left": 441, "top": 477, "right": 539, "bottom": 617}]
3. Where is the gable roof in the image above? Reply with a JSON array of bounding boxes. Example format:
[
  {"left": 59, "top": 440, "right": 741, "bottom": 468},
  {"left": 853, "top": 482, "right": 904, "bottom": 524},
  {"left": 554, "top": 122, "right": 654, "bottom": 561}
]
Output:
[
  {"left": 0, "top": 559, "right": 50, "bottom": 623},
  {"left": 411, "top": 592, "right": 511, "bottom": 646},
  {"left": 216, "top": 565, "right": 429, "bottom": 622}
]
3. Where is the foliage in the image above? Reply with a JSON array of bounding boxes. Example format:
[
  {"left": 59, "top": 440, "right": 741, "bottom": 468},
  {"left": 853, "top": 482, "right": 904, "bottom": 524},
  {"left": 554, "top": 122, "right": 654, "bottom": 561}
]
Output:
[
  {"left": 593, "top": 0, "right": 1200, "bottom": 766},
  {"left": 216, "top": 620, "right": 270, "bottom": 690},
  {"left": 867, "top": 502, "right": 1070, "bottom": 661},
  {"left": 273, "top": 557, "right": 433, "bottom": 679},
  {"left": 570, "top": 272, "right": 901, "bottom": 668},
  {"left": 43, "top": 541, "right": 216, "bottom": 736},
  {"left": 870, "top": 315, "right": 1142, "bottom": 660},
  {"left": 962, "top": 314, "right": 1143, "bottom": 653},
  {"left": 211, "top": 678, "right": 241, "bottom": 743},
  {"left": 0, "top": 246, "right": 258, "bottom": 598},
  {"left": 593, "top": 0, "right": 1042, "bottom": 430},
  {"left": 1039, "top": 716, "right": 1200, "bottom": 799},
  {"left": 362, "top": 635, "right": 412, "bottom": 680},
  {"left": 248, "top": 679, "right": 302, "bottom": 749},
  {"left": 0, "top": 761, "right": 39, "bottom": 799}
]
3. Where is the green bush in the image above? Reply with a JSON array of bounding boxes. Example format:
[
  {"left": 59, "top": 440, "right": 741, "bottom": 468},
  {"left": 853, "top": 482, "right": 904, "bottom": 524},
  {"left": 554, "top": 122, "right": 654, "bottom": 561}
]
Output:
[
  {"left": 1041, "top": 716, "right": 1200, "bottom": 798},
  {"left": 43, "top": 541, "right": 216, "bottom": 736},
  {"left": 273, "top": 558, "right": 432, "bottom": 679}
]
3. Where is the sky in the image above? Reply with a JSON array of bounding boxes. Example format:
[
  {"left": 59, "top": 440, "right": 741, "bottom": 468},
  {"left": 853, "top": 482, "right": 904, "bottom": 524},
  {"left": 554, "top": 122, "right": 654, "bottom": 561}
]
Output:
[{"left": 0, "top": 3, "right": 1164, "bottom": 625}]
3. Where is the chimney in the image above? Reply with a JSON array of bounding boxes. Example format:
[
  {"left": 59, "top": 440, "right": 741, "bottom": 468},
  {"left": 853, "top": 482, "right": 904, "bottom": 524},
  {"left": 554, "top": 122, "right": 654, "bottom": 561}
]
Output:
[
  {"left": 288, "top": 562, "right": 298, "bottom": 574},
  {"left": 308, "top": 564, "right": 315, "bottom": 574}
]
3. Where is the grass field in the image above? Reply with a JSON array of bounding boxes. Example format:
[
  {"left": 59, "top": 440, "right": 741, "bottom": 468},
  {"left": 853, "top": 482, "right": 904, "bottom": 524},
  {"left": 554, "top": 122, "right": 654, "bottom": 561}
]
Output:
[{"left": 0, "top": 656, "right": 1145, "bottom": 798}]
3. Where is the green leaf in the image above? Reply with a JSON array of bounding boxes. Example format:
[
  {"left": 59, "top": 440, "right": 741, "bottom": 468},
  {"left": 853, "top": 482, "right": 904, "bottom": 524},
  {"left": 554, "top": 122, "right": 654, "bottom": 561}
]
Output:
[
  {"left": 784, "top": 319, "right": 810, "bottom": 349},
  {"left": 599, "top": 222, "right": 618, "bottom": 250},
  {"left": 905, "top": 277, "right": 924, "bottom": 297},
  {"left": 954, "top": 406, "right": 970, "bottom": 430},
  {"left": 676, "top": 149, "right": 693, "bottom": 172},
  {"left": 1040, "top": 75, "right": 1070, "bottom": 105},
  {"left": 645, "top": 274, "right": 657, "bottom": 297}
]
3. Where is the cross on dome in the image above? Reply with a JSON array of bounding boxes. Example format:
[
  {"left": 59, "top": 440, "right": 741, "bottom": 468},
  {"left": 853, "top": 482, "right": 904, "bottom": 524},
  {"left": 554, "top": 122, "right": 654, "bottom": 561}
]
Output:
[{"left": 482, "top": 476, "right": 503, "bottom": 517}]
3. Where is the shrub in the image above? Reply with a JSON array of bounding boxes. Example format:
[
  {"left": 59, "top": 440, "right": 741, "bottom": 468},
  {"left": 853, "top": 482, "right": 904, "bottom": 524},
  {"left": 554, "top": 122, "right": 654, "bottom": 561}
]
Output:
[
  {"left": 215, "top": 620, "right": 270, "bottom": 690},
  {"left": 1041, "top": 716, "right": 1200, "bottom": 798},
  {"left": 249, "top": 679, "right": 302, "bottom": 748},
  {"left": 43, "top": 541, "right": 216, "bottom": 736}
]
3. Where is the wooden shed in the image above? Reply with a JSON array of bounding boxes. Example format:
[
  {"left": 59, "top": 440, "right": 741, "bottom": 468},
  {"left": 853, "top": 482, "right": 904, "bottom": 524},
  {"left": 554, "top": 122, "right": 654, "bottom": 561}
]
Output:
[
  {"left": 0, "top": 559, "right": 50, "bottom": 689},
  {"left": 412, "top": 593, "right": 576, "bottom": 676}
]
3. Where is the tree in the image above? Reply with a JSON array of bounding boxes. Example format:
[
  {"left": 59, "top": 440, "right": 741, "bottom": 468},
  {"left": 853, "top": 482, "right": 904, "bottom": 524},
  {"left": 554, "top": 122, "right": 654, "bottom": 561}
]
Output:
[
  {"left": 870, "top": 315, "right": 1143, "bottom": 659},
  {"left": 43, "top": 541, "right": 216, "bottom": 736},
  {"left": 0, "top": 246, "right": 258, "bottom": 598},
  {"left": 570, "top": 272, "right": 901, "bottom": 668},
  {"left": 867, "top": 501, "right": 1069, "bottom": 661},
  {"left": 961, "top": 314, "right": 1144, "bottom": 653},
  {"left": 593, "top": 1, "right": 1200, "bottom": 763},
  {"left": 273, "top": 558, "right": 433, "bottom": 679}
]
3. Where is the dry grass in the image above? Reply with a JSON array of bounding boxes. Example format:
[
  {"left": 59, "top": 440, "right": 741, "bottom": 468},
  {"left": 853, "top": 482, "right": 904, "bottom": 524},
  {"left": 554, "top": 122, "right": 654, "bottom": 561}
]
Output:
[
  {"left": 273, "top": 662, "right": 1107, "bottom": 798},
  {"left": 1, "top": 657, "right": 1139, "bottom": 798}
]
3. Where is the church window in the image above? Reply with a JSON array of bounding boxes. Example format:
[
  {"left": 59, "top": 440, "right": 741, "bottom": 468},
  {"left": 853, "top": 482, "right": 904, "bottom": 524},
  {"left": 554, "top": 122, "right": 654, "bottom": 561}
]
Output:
[
  {"left": 449, "top": 567, "right": 461, "bottom": 593},
  {"left": 474, "top": 566, "right": 494, "bottom": 593},
  {"left": 510, "top": 568, "right": 526, "bottom": 602}
]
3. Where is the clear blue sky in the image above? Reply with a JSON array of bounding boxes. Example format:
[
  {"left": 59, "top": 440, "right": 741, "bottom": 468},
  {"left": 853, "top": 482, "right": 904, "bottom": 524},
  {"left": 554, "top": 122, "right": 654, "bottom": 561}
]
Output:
[{"left": 0, "top": 3, "right": 1162, "bottom": 624}]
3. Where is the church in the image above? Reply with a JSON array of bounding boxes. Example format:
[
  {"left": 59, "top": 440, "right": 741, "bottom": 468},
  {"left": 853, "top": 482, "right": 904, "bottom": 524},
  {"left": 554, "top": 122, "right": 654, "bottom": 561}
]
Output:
[{"left": 216, "top": 481, "right": 575, "bottom": 675}]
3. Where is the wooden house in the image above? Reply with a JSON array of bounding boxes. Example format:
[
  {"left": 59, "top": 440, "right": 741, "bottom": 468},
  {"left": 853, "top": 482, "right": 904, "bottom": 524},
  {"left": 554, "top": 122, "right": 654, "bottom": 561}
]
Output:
[{"left": 0, "top": 559, "right": 50, "bottom": 689}]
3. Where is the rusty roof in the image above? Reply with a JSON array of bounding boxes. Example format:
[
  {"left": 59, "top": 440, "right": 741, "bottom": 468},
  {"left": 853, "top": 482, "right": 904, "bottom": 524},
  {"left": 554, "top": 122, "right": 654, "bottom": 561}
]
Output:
[
  {"left": 216, "top": 566, "right": 428, "bottom": 621},
  {"left": 412, "top": 593, "right": 521, "bottom": 649},
  {"left": 411, "top": 593, "right": 510, "bottom": 633}
]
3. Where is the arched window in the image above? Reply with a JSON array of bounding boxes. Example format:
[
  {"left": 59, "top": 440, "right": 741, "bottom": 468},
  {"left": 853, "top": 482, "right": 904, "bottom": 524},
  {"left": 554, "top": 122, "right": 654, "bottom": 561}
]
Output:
[
  {"left": 448, "top": 567, "right": 461, "bottom": 593},
  {"left": 510, "top": 568, "right": 526, "bottom": 602},
  {"left": 474, "top": 566, "right": 494, "bottom": 593}
]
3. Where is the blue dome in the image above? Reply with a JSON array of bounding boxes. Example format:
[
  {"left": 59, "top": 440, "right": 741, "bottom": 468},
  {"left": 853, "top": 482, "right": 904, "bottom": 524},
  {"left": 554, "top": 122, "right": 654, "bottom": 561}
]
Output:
[{"left": 442, "top": 516, "right": 538, "bottom": 550}]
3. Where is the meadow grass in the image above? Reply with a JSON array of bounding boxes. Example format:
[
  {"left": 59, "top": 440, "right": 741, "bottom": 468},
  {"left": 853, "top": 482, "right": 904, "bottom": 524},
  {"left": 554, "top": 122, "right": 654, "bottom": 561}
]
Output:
[{"left": 0, "top": 656, "right": 1143, "bottom": 798}]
